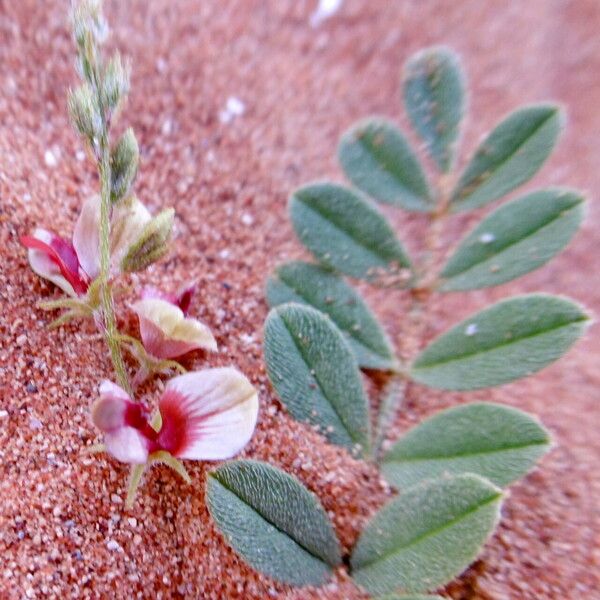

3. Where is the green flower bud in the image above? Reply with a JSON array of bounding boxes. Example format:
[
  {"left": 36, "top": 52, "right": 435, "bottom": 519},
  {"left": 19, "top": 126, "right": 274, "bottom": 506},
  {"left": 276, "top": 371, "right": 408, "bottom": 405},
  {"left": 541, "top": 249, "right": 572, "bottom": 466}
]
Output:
[
  {"left": 110, "top": 128, "right": 139, "bottom": 203},
  {"left": 68, "top": 83, "right": 102, "bottom": 143},
  {"left": 120, "top": 208, "right": 175, "bottom": 273},
  {"left": 101, "top": 53, "right": 130, "bottom": 113}
]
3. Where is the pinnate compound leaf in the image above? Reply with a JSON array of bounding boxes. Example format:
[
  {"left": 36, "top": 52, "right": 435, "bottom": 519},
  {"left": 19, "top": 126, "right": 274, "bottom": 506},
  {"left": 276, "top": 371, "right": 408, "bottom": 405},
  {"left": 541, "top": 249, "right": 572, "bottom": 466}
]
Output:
[
  {"left": 351, "top": 474, "right": 502, "bottom": 595},
  {"left": 451, "top": 105, "right": 562, "bottom": 212},
  {"left": 411, "top": 294, "right": 589, "bottom": 390},
  {"left": 338, "top": 118, "right": 433, "bottom": 211},
  {"left": 266, "top": 261, "right": 397, "bottom": 371},
  {"left": 290, "top": 183, "right": 412, "bottom": 285},
  {"left": 264, "top": 303, "right": 371, "bottom": 455},
  {"left": 403, "top": 46, "right": 466, "bottom": 172},
  {"left": 441, "top": 189, "right": 585, "bottom": 291},
  {"left": 206, "top": 460, "right": 341, "bottom": 587},
  {"left": 382, "top": 403, "right": 551, "bottom": 488}
]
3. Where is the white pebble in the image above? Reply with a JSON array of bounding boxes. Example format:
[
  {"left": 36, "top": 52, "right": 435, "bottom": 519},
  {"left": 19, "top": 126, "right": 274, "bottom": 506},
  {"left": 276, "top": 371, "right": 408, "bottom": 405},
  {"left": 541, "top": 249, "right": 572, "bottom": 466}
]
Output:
[
  {"left": 219, "top": 249, "right": 230, "bottom": 259},
  {"left": 29, "top": 417, "right": 43, "bottom": 430},
  {"left": 161, "top": 119, "right": 173, "bottom": 135},
  {"left": 310, "top": 0, "right": 343, "bottom": 27},
  {"left": 106, "top": 539, "right": 122, "bottom": 552},
  {"left": 0, "top": 410, "right": 8, "bottom": 419},
  {"left": 479, "top": 232, "right": 495, "bottom": 244},
  {"left": 465, "top": 323, "right": 478, "bottom": 336},
  {"left": 75, "top": 150, "right": 86, "bottom": 162},
  {"left": 219, "top": 96, "right": 246, "bottom": 124},
  {"left": 44, "top": 149, "right": 58, "bottom": 168},
  {"left": 241, "top": 213, "right": 254, "bottom": 226}
]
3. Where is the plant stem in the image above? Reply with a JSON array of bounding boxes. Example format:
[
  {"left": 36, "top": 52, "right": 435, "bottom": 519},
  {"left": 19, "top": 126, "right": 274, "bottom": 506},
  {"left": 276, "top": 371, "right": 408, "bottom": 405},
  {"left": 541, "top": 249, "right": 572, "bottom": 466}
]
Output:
[
  {"left": 374, "top": 175, "right": 452, "bottom": 459},
  {"left": 98, "top": 132, "right": 132, "bottom": 394}
]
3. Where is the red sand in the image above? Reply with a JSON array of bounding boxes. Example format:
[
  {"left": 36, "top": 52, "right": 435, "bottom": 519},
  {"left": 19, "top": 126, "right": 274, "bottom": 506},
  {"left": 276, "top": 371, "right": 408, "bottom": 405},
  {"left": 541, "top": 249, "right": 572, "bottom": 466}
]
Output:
[{"left": 1, "top": 1, "right": 599, "bottom": 598}]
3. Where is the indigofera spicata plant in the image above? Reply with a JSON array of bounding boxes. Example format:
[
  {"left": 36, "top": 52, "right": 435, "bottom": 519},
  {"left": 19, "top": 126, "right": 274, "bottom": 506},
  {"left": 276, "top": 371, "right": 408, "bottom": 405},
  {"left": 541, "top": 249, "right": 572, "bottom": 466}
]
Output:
[
  {"left": 204, "top": 47, "right": 590, "bottom": 595},
  {"left": 20, "top": 0, "right": 263, "bottom": 509}
]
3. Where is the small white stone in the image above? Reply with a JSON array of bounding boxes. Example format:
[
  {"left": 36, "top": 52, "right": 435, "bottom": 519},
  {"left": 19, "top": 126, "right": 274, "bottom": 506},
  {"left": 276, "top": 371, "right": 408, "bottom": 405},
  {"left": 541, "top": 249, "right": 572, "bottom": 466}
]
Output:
[
  {"left": 465, "top": 323, "right": 478, "bottom": 336},
  {"left": 241, "top": 212, "right": 254, "bottom": 226},
  {"left": 0, "top": 410, "right": 8, "bottom": 419},
  {"left": 44, "top": 149, "right": 58, "bottom": 168},
  {"left": 29, "top": 417, "right": 43, "bottom": 430},
  {"left": 310, "top": 0, "right": 343, "bottom": 27},
  {"left": 75, "top": 150, "right": 86, "bottom": 162},
  {"left": 161, "top": 119, "right": 173, "bottom": 135},
  {"left": 23, "top": 192, "right": 31, "bottom": 202},
  {"left": 15, "top": 334, "right": 27, "bottom": 346},
  {"left": 156, "top": 57, "right": 167, "bottom": 73},
  {"left": 226, "top": 96, "right": 245, "bottom": 116},
  {"left": 111, "top": 493, "right": 123, "bottom": 504},
  {"left": 479, "top": 232, "right": 495, "bottom": 244},
  {"left": 219, "top": 249, "right": 230, "bottom": 259},
  {"left": 106, "top": 539, "right": 122, "bottom": 552}
]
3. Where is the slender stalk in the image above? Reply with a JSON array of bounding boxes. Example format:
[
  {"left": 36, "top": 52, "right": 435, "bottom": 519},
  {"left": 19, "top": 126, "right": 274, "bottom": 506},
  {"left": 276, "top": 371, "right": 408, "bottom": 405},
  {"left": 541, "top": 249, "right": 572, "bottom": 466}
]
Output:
[
  {"left": 98, "top": 132, "right": 132, "bottom": 394},
  {"left": 374, "top": 174, "right": 452, "bottom": 459}
]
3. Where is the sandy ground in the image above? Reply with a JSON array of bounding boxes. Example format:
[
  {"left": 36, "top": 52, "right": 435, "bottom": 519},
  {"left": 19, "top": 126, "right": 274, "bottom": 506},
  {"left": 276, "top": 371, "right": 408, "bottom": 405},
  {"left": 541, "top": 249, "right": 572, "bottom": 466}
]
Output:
[{"left": 0, "top": 0, "right": 599, "bottom": 598}]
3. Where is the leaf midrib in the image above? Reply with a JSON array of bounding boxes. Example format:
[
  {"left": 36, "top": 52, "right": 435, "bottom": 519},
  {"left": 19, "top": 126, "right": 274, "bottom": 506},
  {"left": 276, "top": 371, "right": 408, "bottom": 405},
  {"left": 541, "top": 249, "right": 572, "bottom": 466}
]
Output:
[
  {"left": 384, "top": 439, "right": 549, "bottom": 463},
  {"left": 210, "top": 473, "right": 335, "bottom": 568},
  {"left": 354, "top": 492, "right": 500, "bottom": 570},
  {"left": 279, "top": 311, "right": 364, "bottom": 448},
  {"left": 443, "top": 200, "right": 581, "bottom": 279},
  {"left": 297, "top": 196, "right": 409, "bottom": 269},
  {"left": 454, "top": 109, "right": 556, "bottom": 202},
  {"left": 413, "top": 316, "right": 587, "bottom": 370},
  {"left": 355, "top": 131, "right": 429, "bottom": 203}
]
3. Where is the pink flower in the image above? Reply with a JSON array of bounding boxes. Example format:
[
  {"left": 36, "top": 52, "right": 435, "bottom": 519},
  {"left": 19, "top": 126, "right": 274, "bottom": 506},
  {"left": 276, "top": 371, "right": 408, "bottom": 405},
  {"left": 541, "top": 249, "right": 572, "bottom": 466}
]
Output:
[
  {"left": 21, "top": 195, "right": 151, "bottom": 298},
  {"left": 91, "top": 368, "right": 259, "bottom": 464},
  {"left": 131, "top": 285, "right": 217, "bottom": 359}
]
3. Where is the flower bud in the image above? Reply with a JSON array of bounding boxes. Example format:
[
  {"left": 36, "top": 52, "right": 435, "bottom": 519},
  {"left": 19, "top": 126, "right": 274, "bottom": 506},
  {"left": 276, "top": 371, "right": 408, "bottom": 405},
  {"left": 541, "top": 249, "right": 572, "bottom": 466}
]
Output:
[
  {"left": 72, "top": 0, "right": 108, "bottom": 48},
  {"left": 110, "top": 128, "right": 139, "bottom": 203},
  {"left": 101, "top": 53, "right": 130, "bottom": 113},
  {"left": 68, "top": 83, "right": 102, "bottom": 143},
  {"left": 120, "top": 208, "right": 174, "bottom": 273}
]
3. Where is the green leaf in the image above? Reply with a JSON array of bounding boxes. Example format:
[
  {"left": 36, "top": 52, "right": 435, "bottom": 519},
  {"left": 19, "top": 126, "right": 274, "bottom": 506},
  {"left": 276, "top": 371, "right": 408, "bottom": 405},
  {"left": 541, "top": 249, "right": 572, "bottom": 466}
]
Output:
[
  {"left": 289, "top": 183, "right": 412, "bottom": 285},
  {"left": 351, "top": 474, "right": 502, "bottom": 595},
  {"left": 338, "top": 118, "right": 433, "bottom": 211},
  {"left": 451, "top": 105, "right": 562, "bottom": 212},
  {"left": 411, "top": 294, "right": 589, "bottom": 390},
  {"left": 441, "top": 189, "right": 585, "bottom": 291},
  {"left": 206, "top": 460, "right": 341, "bottom": 587},
  {"left": 264, "top": 303, "right": 371, "bottom": 455},
  {"left": 382, "top": 403, "right": 551, "bottom": 488},
  {"left": 403, "top": 46, "right": 466, "bottom": 172},
  {"left": 266, "top": 261, "right": 397, "bottom": 371}
]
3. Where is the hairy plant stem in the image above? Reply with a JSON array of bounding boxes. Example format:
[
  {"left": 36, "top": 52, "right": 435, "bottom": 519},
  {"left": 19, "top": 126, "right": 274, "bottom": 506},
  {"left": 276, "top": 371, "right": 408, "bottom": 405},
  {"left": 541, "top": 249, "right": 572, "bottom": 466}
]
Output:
[
  {"left": 98, "top": 132, "right": 132, "bottom": 395},
  {"left": 374, "top": 175, "right": 451, "bottom": 460}
]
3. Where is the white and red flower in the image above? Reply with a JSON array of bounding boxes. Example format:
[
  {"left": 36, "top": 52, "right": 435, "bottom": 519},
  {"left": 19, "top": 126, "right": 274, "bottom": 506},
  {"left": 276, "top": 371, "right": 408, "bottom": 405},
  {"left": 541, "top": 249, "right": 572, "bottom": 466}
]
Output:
[
  {"left": 91, "top": 367, "right": 259, "bottom": 464},
  {"left": 21, "top": 195, "right": 151, "bottom": 298},
  {"left": 131, "top": 285, "right": 217, "bottom": 359}
]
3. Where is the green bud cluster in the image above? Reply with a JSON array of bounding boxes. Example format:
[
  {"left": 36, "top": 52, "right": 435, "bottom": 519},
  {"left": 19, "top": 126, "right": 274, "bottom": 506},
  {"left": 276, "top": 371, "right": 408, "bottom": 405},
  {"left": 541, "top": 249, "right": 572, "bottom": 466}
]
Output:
[
  {"left": 110, "top": 128, "right": 139, "bottom": 203},
  {"left": 121, "top": 209, "right": 175, "bottom": 273}
]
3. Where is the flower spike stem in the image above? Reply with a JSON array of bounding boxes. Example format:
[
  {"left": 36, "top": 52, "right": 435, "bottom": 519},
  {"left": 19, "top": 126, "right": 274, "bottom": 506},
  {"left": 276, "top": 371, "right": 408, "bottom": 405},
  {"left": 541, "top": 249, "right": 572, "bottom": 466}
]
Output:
[{"left": 98, "top": 134, "right": 131, "bottom": 394}]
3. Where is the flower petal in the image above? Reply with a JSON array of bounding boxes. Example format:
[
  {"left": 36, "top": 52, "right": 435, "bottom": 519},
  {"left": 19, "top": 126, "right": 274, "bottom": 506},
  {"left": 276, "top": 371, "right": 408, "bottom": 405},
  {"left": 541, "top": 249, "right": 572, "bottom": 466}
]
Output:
[
  {"left": 157, "top": 367, "right": 259, "bottom": 460},
  {"left": 91, "top": 381, "right": 150, "bottom": 464},
  {"left": 174, "top": 282, "right": 196, "bottom": 316},
  {"left": 21, "top": 229, "right": 84, "bottom": 297},
  {"left": 73, "top": 196, "right": 101, "bottom": 280},
  {"left": 104, "top": 427, "right": 149, "bottom": 464},
  {"left": 110, "top": 196, "right": 152, "bottom": 273},
  {"left": 141, "top": 283, "right": 196, "bottom": 316},
  {"left": 132, "top": 298, "right": 217, "bottom": 359}
]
